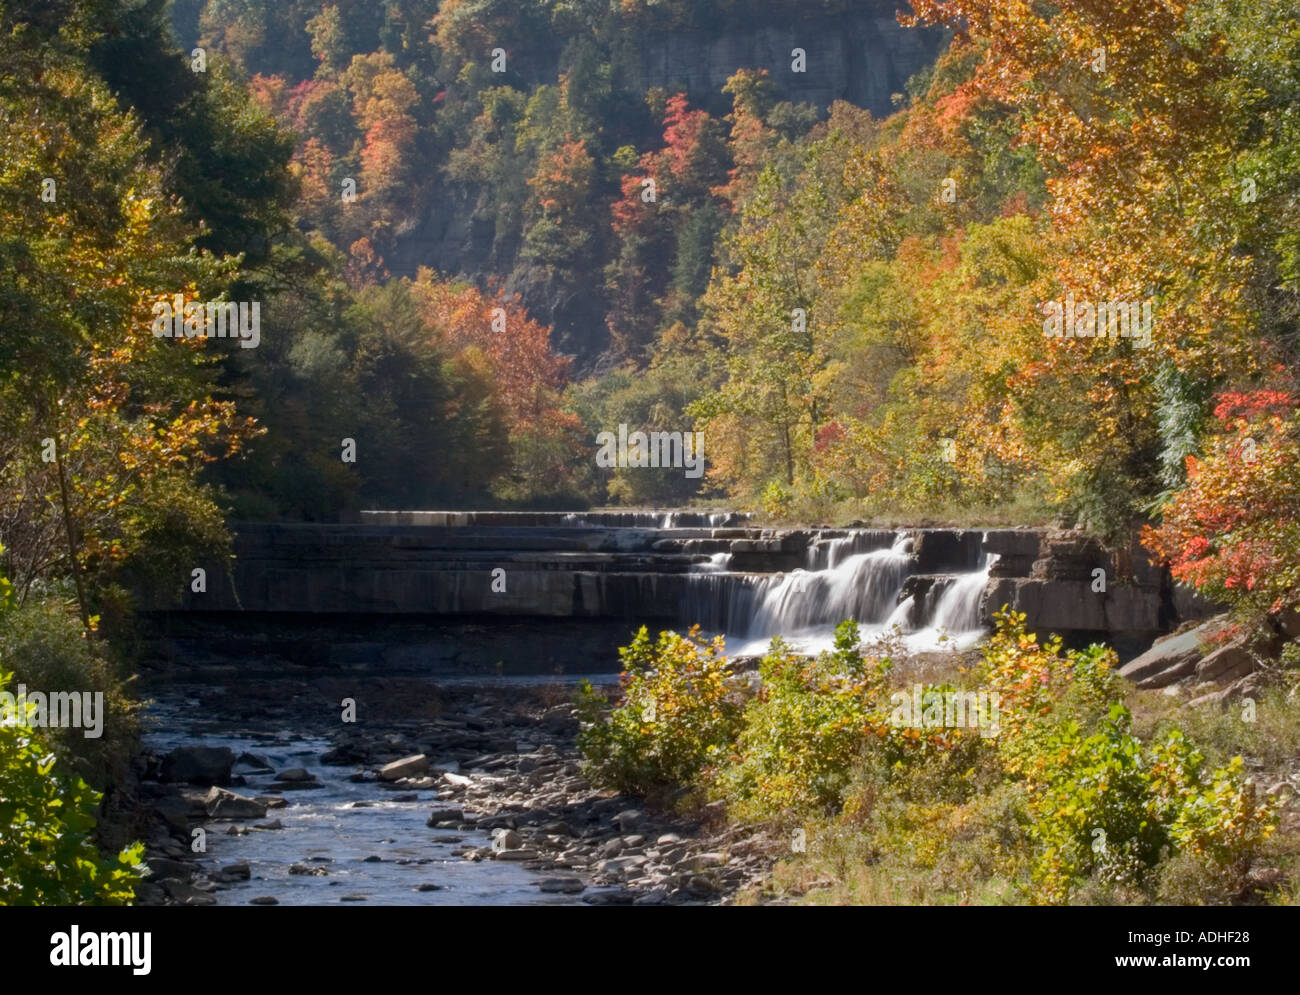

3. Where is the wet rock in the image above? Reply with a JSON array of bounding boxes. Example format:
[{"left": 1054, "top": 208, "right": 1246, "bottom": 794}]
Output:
[
  {"left": 426, "top": 807, "right": 464, "bottom": 827},
  {"left": 203, "top": 786, "right": 267, "bottom": 820},
  {"left": 538, "top": 877, "right": 586, "bottom": 894},
  {"left": 290, "top": 863, "right": 329, "bottom": 876},
  {"left": 415, "top": 883, "right": 443, "bottom": 892},
  {"left": 274, "top": 767, "right": 316, "bottom": 782},
  {"left": 165, "top": 882, "right": 219, "bottom": 906},
  {"left": 160, "top": 746, "right": 234, "bottom": 786},
  {"left": 581, "top": 887, "right": 638, "bottom": 906},
  {"left": 252, "top": 819, "right": 283, "bottom": 831},
  {"left": 234, "top": 752, "right": 274, "bottom": 774},
  {"left": 249, "top": 896, "right": 279, "bottom": 905},
  {"left": 320, "top": 744, "right": 368, "bottom": 765},
  {"left": 215, "top": 860, "right": 251, "bottom": 883}
]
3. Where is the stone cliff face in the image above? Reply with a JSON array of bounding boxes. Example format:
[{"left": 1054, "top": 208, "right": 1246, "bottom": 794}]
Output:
[{"left": 629, "top": 9, "right": 945, "bottom": 117}]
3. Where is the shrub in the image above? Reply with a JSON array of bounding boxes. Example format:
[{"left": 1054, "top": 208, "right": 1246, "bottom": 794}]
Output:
[
  {"left": 0, "top": 590, "right": 139, "bottom": 789},
  {"left": 0, "top": 663, "right": 142, "bottom": 905},
  {"left": 980, "top": 609, "right": 1278, "bottom": 904},
  {"left": 574, "top": 625, "right": 744, "bottom": 797},
  {"left": 718, "top": 624, "right": 885, "bottom": 819}
]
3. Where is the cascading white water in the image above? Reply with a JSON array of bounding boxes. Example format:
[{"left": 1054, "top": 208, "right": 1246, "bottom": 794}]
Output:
[
  {"left": 682, "top": 530, "right": 995, "bottom": 655},
  {"left": 697, "top": 552, "right": 733, "bottom": 572},
  {"left": 748, "top": 534, "right": 915, "bottom": 636}
]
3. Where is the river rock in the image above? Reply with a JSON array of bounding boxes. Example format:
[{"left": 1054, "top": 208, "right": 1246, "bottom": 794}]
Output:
[
  {"left": 379, "top": 754, "right": 430, "bottom": 781},
  {"left": 145, "top": 857, "right": 193, "bottom": 881},
  {"left": 426, "top": 807, "right": 464, "bottom": 827},
  {"left": 274, "top": 767, "right": 316, "bottom": 782},
  {"left": 538, "top": 877, "right": 586, "bottom": 894},
  {"left": 163, "top": 880, "right": 218, "bottom": 906},
  {"left": 492, "top": 828, "right": 523, "bottom": 851},
  {"left": 160, "top": 746, "right": 234, "bottom": 786},
  {"left": 249, "top": 896, "right": 279, "bottom": 905},
  {"left": 614, "top": 809, "right": 644, "bottom": 833},
  {"left": 203, "top": 786, "right": 267, "bottom": 820},
  {"left": 215, "top": 860, "right": 251, "bottom": 882},
  {"left": 234, "top": 752, "right": 274, "bottom": 774}
]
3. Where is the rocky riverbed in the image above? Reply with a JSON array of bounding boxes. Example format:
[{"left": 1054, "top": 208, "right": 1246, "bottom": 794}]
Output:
[{"left": 129, "top": 673, "right": 784, "bottom": 906}]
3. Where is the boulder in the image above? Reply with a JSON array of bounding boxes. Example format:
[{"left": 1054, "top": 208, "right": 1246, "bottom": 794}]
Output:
[
  {"left": 215, "top": 860, "right": 251, "bottom": 883},
  {"left": 1118, "top": 628, "right": 1205, "bottom": 688},
  {"left": 159, "top": 746, "right": 234, "bottom": 786},
  {"left": 378, "top": 754, "right": 429, "bottom": 781},
  {"left": 273, "top": 767, "right": 315, "bottom": 782},
  {"left": 233, "top": 752, "right": 274, "bottom": 774},
  {"left": 203, "top": 786, "right": 268, "bottom": 820},
  {"left": 1195, "top": 643, "right": 1255, "bottom": 684}
]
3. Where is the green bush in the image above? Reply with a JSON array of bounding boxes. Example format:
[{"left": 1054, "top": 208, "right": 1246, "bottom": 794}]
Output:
[
  {"left": 575, "top": 626, "right": 744, "bottom": 797},
  {"left": 0, "top": 663, "right": 142, "bottom": 905},
  {"left": 718, "top": 622, "right": 887, "bottom": 820},
  {"left": 0, "top": 590, "right": 140, "bottom": 789}
]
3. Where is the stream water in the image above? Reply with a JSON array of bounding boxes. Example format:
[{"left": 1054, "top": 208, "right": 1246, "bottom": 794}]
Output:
[{"left": 141, "top": 676, "right": 617, "bottom": 906}]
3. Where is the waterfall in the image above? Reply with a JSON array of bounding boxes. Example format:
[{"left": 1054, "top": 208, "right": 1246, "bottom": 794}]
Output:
[
  {"left": 747, "top": 533, "right": 914, "bottom": 636},
  {"left": 682, "top": 530, "right": 994, "bottom": 655}
]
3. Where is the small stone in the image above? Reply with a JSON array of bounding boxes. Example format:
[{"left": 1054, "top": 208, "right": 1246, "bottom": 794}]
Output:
[
  {"left": 415, "top": 883, "right": 443, "bottom": 892},
  {"left": 249, "top": 896, "right": 279, "bottom": 905},
  {"left": 492, "top": 828, "right": 523, "bottom": 851}
]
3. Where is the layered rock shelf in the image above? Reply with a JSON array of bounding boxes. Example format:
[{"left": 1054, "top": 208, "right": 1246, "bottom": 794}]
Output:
[{"left": 149, "top": 513, "right": 1208, "bottom": 659}]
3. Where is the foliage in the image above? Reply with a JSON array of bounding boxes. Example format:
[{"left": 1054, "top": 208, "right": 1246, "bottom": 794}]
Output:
[
  {"left": 0, "top": 556, "right": 140, "bottom": 906},
  {"left": 1143, "top": 389, "right": 1300, "bottom": 620},
  {"left": 574, "top": 626, "right": 744, "bottom": 796}
]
